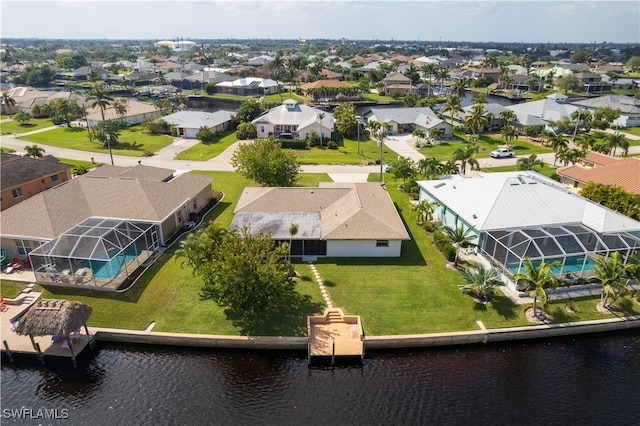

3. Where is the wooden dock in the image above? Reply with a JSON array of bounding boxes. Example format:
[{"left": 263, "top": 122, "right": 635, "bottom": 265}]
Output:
[
  {"left": 1, "top": 290, "right": 94, "bottom": 366},
  {"left": 308, "top": 308, "right": 364, "bottom": 365}
]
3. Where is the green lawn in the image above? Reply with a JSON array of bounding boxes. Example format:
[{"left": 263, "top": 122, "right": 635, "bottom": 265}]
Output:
[
  {"left": 174, "top": 131, "right": 238, "bottom": 161},
  {"left": 484, "top": 164, "right": 558, "bottom": 178},
  {"left": 420, "top": 134, "right": 553, "bottom": 161},
  {"left": 19, "top": 124, "right": 174, "bottom": 157},
  {"left": 292, "top": 137, "right": 392, "bottom": 165},
  {"left": 1, "top": 147, "right": 15, "bottom": 153},
  {"left": 621, "top": 127, "right": 640, "bottom": 138},
  {"left": 58, "top": 157, "right": 99, "bottom": 169},
  {"left": 1, "top": 117, "right": 57, "bottom": 134},
  {"left": 7, "top": 171, "right": 636, "bottom": 336},
  {"left": 263, "top": 93, "right": 304, "bottom": 103}
]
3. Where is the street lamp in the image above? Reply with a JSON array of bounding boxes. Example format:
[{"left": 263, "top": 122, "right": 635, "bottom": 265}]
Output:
[{"left": 105, "top": 133, "right": 114, "bottom": 165}]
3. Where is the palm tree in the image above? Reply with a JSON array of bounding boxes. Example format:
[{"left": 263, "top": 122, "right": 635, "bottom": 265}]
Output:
[
  {"left": 317, "top": 113, "right": 326, "bottom": 147},
  {"left": 405, "top": 63, "right": 420, "bottom": 86},
  {"left": 421, "top": 63, "right": 437, "bottom": 96},
  {"left": 24, "top": 144, "right": 45, "bottom": 158},
  {"left": 412, "top": 129, "right": 426, "bottom": 146},
  {"left": 288, "top": 223, "right": 299, "bottom": 265},
  {"left": 443, "top": 221, "right": 476, "bottom": 265},
  {"left": 472, "top": 93, "right": 486, "bottom": 105},
  {"left": 465, "top": 104, "right": 490, "bottom": 136},
  {"left": 500, "top": 124, "right": 519, "bottom": 146},
  {"left": 549, "top": 134, "right": 568, "bottom": 165},
  {"left": 417, "top": 157, "right": 443, "bottom": 179},
  {"left": 606, "top": 133, "right": 628, "bottom": 156},
  {"left": 412, "top": 199, "right": 437, "bottom": 225},
  {"left": 498, "top": 109, "right": 518, "bottom": 126},
  {"left": 441, "top": 94, "right": 463, "bottom": 125},
  {"left": 368, "top": 120, "right": 390, "bottom": 183},
  {"left": 1, "top": 91, "right": 16, "bottom": 115},
  {"left": 453, "top": 144, "right": 479, "bottom": 174},
  {"left": 453, "top": 77, "right": 469, "bottom": 98},
  {"left": 86, "top": 87, "right": 114, "bottom": 165},
  {"left": 436, "top": 67, "right": 450, "bottom": 95},
  {"left": 593, "top": 252, "right": 628, "bottom": 307},
  {"left": 513, "top": 258, "right": 561, "bottom": 319},
  {"left": 460, "top": 266, "right": 504, "bottom": 304},
  {"left": 516, "top": 154, "right": 545, "bottom": 171},
  {"left": 440, "top": 159, "right": 460, "bottom": 175}
]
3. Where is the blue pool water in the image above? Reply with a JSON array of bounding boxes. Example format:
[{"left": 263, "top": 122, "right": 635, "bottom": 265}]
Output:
[
  {"left": 507, "top": 256, "right": 597, "bottom": 276},
  {"left": 87, "top": 252, "right": 139, "bottom": 279}
]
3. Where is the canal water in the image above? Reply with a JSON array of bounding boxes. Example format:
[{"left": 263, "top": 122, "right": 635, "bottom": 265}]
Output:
[{"left": 2, "top": 330, "right": 639, "bottom": 425}]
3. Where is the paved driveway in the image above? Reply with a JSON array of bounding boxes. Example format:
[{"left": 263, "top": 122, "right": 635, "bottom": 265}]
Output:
[{"left": 383, "top": 133, "right": 425, "bottom": 162}]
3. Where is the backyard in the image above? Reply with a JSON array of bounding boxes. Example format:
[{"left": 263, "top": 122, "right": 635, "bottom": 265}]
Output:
[
  {"left": 174, "top": 130, "right": 239, "bottom": 160},
  {"left": 4, "top": 171, "right": 638, "bottom": 336}
]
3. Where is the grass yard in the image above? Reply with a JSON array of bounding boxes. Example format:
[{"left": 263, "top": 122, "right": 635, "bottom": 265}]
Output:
[
  {"left": 174, "top": 131, "right": 238, "bottom": 161},
  {"left": 621, "top": 127, "right": 640, "bottom": 138},
  {"left": 483, "top": 164, "right": 558, "bottom": 178},
  {"left": 420, "top": 133, "right": 553, "bottom": 161},
  {"left": 19, "top": 124, "right": 173, "bottom": 157},
  {"left": 58, "top": 157, "right": 99, "bottom": 169},
  {"left": 1, "top": 117, "right": 57, "bottom": 134},
  {"left": 263, "top": 93, "right": 304, "bottom": 103},
  {"left": 292, "top": 137, "right": 392, "bottom": 165}
]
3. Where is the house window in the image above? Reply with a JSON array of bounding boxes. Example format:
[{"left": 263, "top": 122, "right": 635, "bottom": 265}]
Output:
[
  {"left": 261, "top": 126, "right": 265, "bottom": 133},
  {"left": 12, "top": 188, "right": 22, "bottom": 198},
  {"left": 15, "top": 239, "right": 41, "bottom": 256},
  {"left": 376, "top": 240, "right": 389, "bottom": 247},
  {"left": 51, "top": 175, "right": 59, "bottom": 182}
]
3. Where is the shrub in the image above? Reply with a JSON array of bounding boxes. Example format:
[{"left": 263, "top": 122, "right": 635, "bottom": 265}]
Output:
[
  {"left": 197, "top": 126, "right": 218, "bottom": 144},
  {"left": 327, "top": 141, "right": 338, "bottom": 149},
  {"left": 433, "top": 229, "right": 448, "bottom": 244},
  {"left": 280, "top": 139, "right": 307, "bottom": 149},
  {"left": 143, "top": 150, "right": 155, "bottom": 157},
  {"left": 72, "top": 165, "right": 91, "bottom": 175},
  {"left": 236, "top": 121, "right": 257, "bottom": 140},
  {"left": 423, "top": 221, "right": 436, "bottom": 233}
]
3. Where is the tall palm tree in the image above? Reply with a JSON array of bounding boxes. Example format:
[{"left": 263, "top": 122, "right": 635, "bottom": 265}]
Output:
[
  {"left": 606, "top": 133, "right": 628, "bottom": 156},
  {"left": 498, "top": 109, "right": 518, "bottom": 125},
  {"left": 465, "top": 104, "right": 490, "bottom": 136},
  {"left": 472, "top": 93, "right": 486, "bottom": 105},
  {"left": 593, "top": 252, "right": 628, "bottom": 307},
  {"left": 417, "top": 157, "right": 443, "bottom": 179},
  {"left": 405, "top": 63, "right": 420, "bottom": 86},
  {"left": 24, "top": 144, "right": 45, "bottom": 158},
  {"left": 1, "top": 91, "right": 16, "bottom": 115},
  {"left": 436, "top": 67, "right": 450, "bottom": 95},
  {"left": 440, "top": 94, "right": 463, "bottom": 126},
  {"left": 460, "top": 266, "right": 504, "bottom": 303},
  {"left": 453, "top": 77, "right": 469, "bottom": 98},
  {"left": 549, "top": 134, "right": 568, "bottom": 165},
  {"left": 317, "top": 113, "right": 326, "bottom": 147},
  {"left": 86, "top": 87, "right": 114, "bottom": 165},
  {"left": 501, "top": 124, "right": 519, "bottom": 146},
  {"left": 412, "top": 129, "right": 426, "bottom": 146},
  {"left": 288, "top": 223, "right": 299, "bottom": 265},
  {"left": 453, "top": 144, "right": 479, "bottom": 175},
  {"left": 421, "top": 63, "right": 437, "bottom": 97},
  {"left": 513, "top": 258, "right": 561, "bottom": 319},
  {"left": 443, "top": 221, "right": 476, "bottom": 265},
  {"left": 368, "top": 120, "right": 390, "bottom": 183}
]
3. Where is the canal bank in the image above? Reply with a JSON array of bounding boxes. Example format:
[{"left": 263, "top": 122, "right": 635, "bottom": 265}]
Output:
[{"left": 84, "top": 314, "right": 640, "bottom": 352}]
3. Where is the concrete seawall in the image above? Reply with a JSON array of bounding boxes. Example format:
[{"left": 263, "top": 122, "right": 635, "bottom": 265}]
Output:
[{"left": 89, "top": 315, "right": 640, "bottom": 351}]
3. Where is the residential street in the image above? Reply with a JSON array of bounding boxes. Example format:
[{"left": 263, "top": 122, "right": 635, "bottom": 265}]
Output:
[{"left": 1, "top": 126, "right": 639, "bottom": 175}]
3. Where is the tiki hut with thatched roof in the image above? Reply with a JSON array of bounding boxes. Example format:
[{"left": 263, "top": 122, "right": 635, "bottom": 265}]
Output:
[
  {"left": 14, "top": 299, "right": 93, "bottom": 366},
  {"left": 15, "top": 299, "right": 93, "bottom": 338}
]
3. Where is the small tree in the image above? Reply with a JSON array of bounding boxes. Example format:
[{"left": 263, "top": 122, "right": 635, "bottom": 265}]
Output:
[
  {"left": 232, "top": 98, "right": 264, "bottom": 124},
  {"left": 443, "top": 221, "right": 476, "bottom": 266},
  {"left": 13, "top": 110, "right": 32, "bottom": 126},
  {"left": 231, "top": 138, "right": 299, "bottom": 187},
  {"left": 236, "top": 122, "right": 257, "bottom": 140},
  {"left": 513, "top": 258, "right": 561, "bottom": 319},
  {"left": 197, "top": 126, "right": 218, "bottom": 143},
  {"left": 460, "top": 266, "right": 504, "bottom": 304},
  {"left": 24, "top": 144, "right": 45, "bottom": 158},
  {"left": 288, "top": 223, "right": 299, "bottom": 265},
  {"left": 392, "top": 156, "right": 416, "bottom": 185}
]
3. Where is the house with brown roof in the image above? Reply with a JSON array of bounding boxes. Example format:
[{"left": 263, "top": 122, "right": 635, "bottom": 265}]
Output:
[
  {"left": 231, "top": 183, "right": 410, "bottom": 257},
  {"left": 556, "top": 152, "right": 640, "bottom": 194},
  {"left": 1, "top": 165, "right": 214, "bottom": 289},
  {"left": 383, "top": 72, "right": 413, "bottom": 96},
  {"left": 0, "top": 153, "right": 72, "bottom": 211}
]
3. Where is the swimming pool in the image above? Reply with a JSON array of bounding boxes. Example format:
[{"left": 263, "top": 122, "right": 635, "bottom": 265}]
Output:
[
  {"left": 507, "top": 256, "right": 598, "bottom": 276},
  {"left": 86, "top": 250, "right": 140, "bottom": 280}
]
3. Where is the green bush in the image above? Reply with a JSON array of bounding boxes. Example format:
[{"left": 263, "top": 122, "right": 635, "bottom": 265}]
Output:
[
  {"left": 433, "top": 229, "right": 448, "bottom": 244},
  {"left": 423, "top": 221, "right": 436, "bottom": 233},
  {"left": 280, "top": 139, "right": 307, "bottom": 149},
  {"left": 327, "top": 141, "right": 338, "bottom": 149},
  {"left": 441, "top": 243, "right": 457, "bottom": 262}
]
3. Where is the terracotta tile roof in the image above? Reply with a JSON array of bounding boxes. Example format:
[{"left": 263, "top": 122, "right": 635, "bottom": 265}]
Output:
[
  {"left": 300, "top": 79, "right": 349, "bottom": 91},
  {"left": 557, "top": 157, "right": 640, "bottom": 194},
  {"left": 1, "top": 153, "right": 71, "bottom": 191},
  {"left": 232, "top": 183, "right": 409, "bottom": 241}
]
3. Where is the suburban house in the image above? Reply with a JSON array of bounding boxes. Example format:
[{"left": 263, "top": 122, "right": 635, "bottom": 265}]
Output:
[
  {"left": 570, "top": 94, "right": 640, "bottom": 128},
  {"left": 417, "top": 172, "right": 640, "bottom": 289},
  {"left": 161, "top": 110, "right": 234, "bottom": 139},
  {"left": 455, "top": 103, "right": 508, "bottom": 132},
  {"left": 86, "top": 98, "right": 161, "bottom": 128},
  {"left": 506, "top": 97, "right": 578, "bottom": 132},
  {"left": 0, "top": 165, "right": 214, "bottom": 290},
  {"left": 507, "top": 74, "right": 544, "bottom": 93},
  {"left": 3, "top": 87, "right": 86, "bottom": 114},
  {"left": 573, "top": 72, "right": 612, "bottom": 93},
  {"left": 300, "top": 79, "right": 350, "bottom": 101},
  {"left": 0, "top": 153, "right": 72, "bottom": 211},
  {"left": 363, "top": 107, "right": 453, "bottom": 138},
  {"left": 215, "top": 77, "right": 283, "bottom": 96},
  {"left": 231, "top": 183, "right": 410, "bottom": 257},
  {"left": 382, "top": 72, "right": 413, "bottom": 96},
  {"left": 252, "top": 99, "right": 334, "bottom": 140},
  {"left": 556, "top": 152, "right": 640, "bottom": 193}
]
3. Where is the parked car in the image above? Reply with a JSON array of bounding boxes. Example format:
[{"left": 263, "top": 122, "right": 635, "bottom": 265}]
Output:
[{"left": 490, "top": 148, "right": 515, "bottom": 158}]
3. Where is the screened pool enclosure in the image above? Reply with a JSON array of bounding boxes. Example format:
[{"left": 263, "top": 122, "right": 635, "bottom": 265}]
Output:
[
  {"left": 480, "top": 223, "right": 640, "bottom": 280},
  {"left": 29, "top": 217, "right": 158, "bottom": 291}
]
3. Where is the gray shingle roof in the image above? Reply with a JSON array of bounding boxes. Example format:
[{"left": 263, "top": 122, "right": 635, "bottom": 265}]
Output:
[
  {"left": 162, "top": 110, "right": 233, "bottom": 130},
  {"left": 1, "top": 153, "right": 71, "bottom": 191}
]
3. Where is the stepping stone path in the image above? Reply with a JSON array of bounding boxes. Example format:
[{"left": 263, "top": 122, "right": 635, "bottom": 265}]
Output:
[{"left": 308, "top": 262, "right": 332, "bottom": 309}]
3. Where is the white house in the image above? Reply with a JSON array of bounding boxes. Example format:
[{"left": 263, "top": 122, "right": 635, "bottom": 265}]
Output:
[
  {"left": 161, "top": 110, "right": 234, "bottom": 139},
  {"left": 215, "top": 77, "right": 283, "bottom": 96},
  {"left": 364, "top": 107, "right": 453, "bottom": 138},
  {"left": 252, "top": 99, "right": 334, "bottom": 140},
  {"left": 570, "top": 94, "right": 640, "bottom": 128},
  {"left": 418, "top": 172, "right": 640, "bottom": 288},
  {"left": 231, "top": 183, "right": 410, "bottom": 257}
]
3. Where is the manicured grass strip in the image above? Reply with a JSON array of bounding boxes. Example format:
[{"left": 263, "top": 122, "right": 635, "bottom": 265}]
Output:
[
  {"left": 291, "top": 137, "right": 392, "bottom": 165},
  {"left": 19, "top": 125, "right": 173, "bottom": 157},
  {"left": 484, "top": 164, "right": 558, "bottom": 178},
  {"left": 58, "top": 157, "right": 98, "bottom": 169},
  {"left": 419, "top": 134, "right": 553, "bottom": 160},
  {"left": 1, "top": 281, "right": 26, "bottom": 299},
  {"left": 1, "top": 117, "right": 57, "bottom": 134},
  {"left": 174, "top": 131, "right": 238, "bottom": 161},
  {"left": 262, "top": 93, "right": 304, "bottom": 103}
]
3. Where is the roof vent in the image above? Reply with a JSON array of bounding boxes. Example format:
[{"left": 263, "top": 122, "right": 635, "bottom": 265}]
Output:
[{"left": 472, "top": 214, "right": 478, "bottom": 219}]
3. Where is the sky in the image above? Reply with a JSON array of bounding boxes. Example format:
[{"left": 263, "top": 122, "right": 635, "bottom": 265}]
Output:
[{"left": 1, "top": 1, "right": 639, "bottom": 43}]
